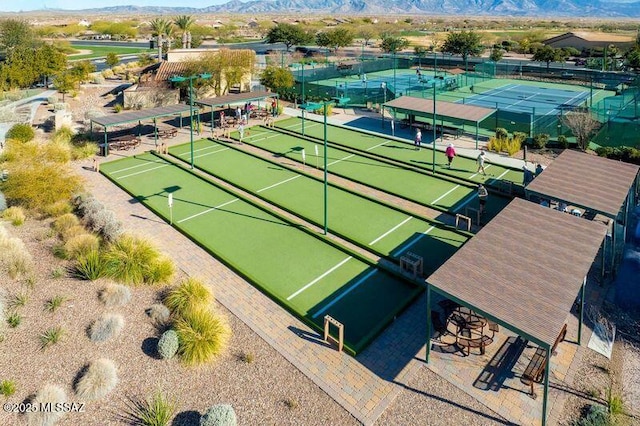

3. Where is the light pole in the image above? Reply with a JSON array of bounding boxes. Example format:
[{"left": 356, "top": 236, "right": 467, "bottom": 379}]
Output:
[
  {"left": 169, "top": 72, "right": 212, "bottom": 169},
  {"left": 323, "top": 101, "right": 329, "bottom": 235},
  {"left": 432, "top": 81, "right": 437, "bottom": 174},
  {"left": 381, "top": 82, "right": 386, "bottom": 128}
]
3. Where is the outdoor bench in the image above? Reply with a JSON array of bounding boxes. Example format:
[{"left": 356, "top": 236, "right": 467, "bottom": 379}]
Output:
[{"left": 521, "top": 323, "right": 567, "bottom": 398}]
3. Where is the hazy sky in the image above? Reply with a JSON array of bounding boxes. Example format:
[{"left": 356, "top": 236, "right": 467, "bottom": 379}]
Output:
[{"left": 0, "top": 0, "right": 227, "bottom": 12}]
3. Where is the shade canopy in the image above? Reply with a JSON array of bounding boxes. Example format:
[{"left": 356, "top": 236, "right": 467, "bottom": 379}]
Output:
[
  {"left": 90, "top": 104, "right": 196, "bottom": 128},
  {"left": 384, "top": 95, "right": 496, "bottom": 123}
]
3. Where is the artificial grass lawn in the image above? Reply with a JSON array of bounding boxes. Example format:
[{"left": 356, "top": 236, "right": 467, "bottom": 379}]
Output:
[
  {"left": 169, "top": 139, "right": 467, "bottom": 271},
  {"left": 69, "top": 45, "right": 154, "bottom": 60},
  {"left": 235, "top": 125, "right": 511, "bottom": 221},
  {"left": 275, "top": 117, "right": 523, "bottom": 186},
  {"left": 100, "top": 153, "right": 419, "bottom": 354}
]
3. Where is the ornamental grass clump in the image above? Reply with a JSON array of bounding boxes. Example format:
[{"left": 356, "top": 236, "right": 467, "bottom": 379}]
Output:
[
  {"left": 53, "top": 213, "right": 80, "bottom": 236},
  {"left": 125, "top": 390, "right": 176, "bottom": 426},
  {"left": 164, "top": 278, "right": 213, "bottom": 316},
  {"left": 89, "top": 313, "right": 124, "bottom": 342},
  {"left": 74, "top": 249, "right": 106, "bottom": 281},
  {"left": 0, "top": 225, "right": 33, "bottom": 279},
  {"left": 174, "top": 307, "right": 230, "bottom": 366},
  {"left": 2, "top": 206, "right": 26, "bottom": 226},
  {"left": 64, "top": 233, "right": 100, "bottom": 259},
  {"left": 103, "top": 235, "right": 174, "bottom": 285},
  {"left": 27, "top": 384, "right": 67, "bottom": 426},
  {"left": 75, "top": 358, "right": 118, "bottom": 401}
]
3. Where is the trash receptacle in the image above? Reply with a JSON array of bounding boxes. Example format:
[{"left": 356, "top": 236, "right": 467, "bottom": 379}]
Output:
[{"left": 149, "top": 40, "right": 155, "bottom": 49}]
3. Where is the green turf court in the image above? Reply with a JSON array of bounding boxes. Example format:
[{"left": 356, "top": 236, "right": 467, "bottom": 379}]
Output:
[
  {"left": 232, "top": 125, "right": 511, "bottom": 221},
  {"left": 168, "top": 139, "right": 468, "bottom": 269},
  {"left": 273, "top": 117, "right": 523, "bottom": 186},
  {"left": 100, "top": 152, "right": 420, "bottom": 355}
]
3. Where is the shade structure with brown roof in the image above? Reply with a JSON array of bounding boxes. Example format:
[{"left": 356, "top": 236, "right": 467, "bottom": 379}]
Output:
[
  {"left": 525, "top": 149, "right": 639, "bottom": 220},
  {"left": 426, "top": 197, "right": 607, "bottom": 425},
  {"left": 195, "top": 90, "right": 275, "bottom": 109},
  {"left": 427, "top": 197, "right": 606, "bottom": 348},
  {"left": 384, "top": 95, "right": 496, "bottom": 124}
]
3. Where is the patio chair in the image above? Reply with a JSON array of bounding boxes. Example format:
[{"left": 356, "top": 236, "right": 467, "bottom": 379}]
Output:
[{"left": 430, "top": 311, "right": 449, "bottom": 340}]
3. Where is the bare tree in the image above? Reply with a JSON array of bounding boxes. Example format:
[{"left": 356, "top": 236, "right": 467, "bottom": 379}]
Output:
[{"left": 562, "top": 110, "right": 601, "bottom": 151}]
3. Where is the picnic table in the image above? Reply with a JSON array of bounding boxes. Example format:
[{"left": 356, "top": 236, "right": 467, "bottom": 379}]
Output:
[
  {"left": 109, "top": 135, "right": 141, "bottom": 151},
  {"left": 447, "top": 306, "right": 495, "bottom": 356},
  {"left": 158, "top": 128, "right": 177, "bottom": 139}
]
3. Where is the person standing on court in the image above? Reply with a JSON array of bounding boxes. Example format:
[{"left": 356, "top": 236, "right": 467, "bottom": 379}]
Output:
[
  {"left": 235, "top": 106, "right": 242, "bottom": 121},
  {"left": 445, "top": 143, "right": 456, "bottom": 168},
  {"left": 414, "top": 128, "right": 422, "bottom": 150},
  {"left": 477, "top": 184, "right": 488, "bottom": 217},
  {"left": 477, "top": 149, "right": 488, "bottom": 176},
  {"left": 237, "top": 122, "right": 245, "bottom": 143}
]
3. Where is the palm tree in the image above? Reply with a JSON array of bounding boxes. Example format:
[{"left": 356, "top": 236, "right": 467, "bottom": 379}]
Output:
[
  {"left": 174, "top": 15, "right": 195, "bottom": 49},
  {"left": 150, "top": 18, "right": 171, "bottom": 61}
]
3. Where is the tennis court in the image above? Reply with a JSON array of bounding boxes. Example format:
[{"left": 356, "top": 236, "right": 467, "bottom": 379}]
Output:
[
  {"left": 168, "top": 139, "right": 468, "bottom": 266},
  {"left": 233, "top": 124, "right": 512, "bottom": 220},
  {"left": 463, "top": 83, "right": 590, "bottom": 114},
  {"left": 100, "top": 152, "right": 421, "bottom": 355},
  {"left": 273, "top": 117, "right": 523, "bottom": 186}
]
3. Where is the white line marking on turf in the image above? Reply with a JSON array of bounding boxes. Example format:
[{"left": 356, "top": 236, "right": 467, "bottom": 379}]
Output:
[
  {"left": 328, "top": 154, "right": 354, "bottom": 167},
  {"left": 287, "top": 257, "right": 352, "bottom": 301},
  {"left": 453, "top": 193, "right": 477, "bottom": 213},
  {"left": 177, "top": 198, "right": 240, "bottom": 224},
  {"left": 493, "top": 169, "right": 510, "bottom": 180},
  {"left": 432, "top": 185, "right": 460, "bottom": 204},
  {"left": 109, "top": 159, "right": 166, "bottom": 174},
  {"left": 312, "top": 269, "right": 378, "bottom": 319},
  {"left": 257, "top": 175, "right": 301, "bottom": 193},
  {"left": 193, "top": 147, "right": 229, "bottom": 159},
  {"left": 369, "top": 217, "right": 412, "bottom": 245},
  {"left": 177, "top": 143, "right": 221, "bottom": 156},
  {"left": 365, "top": 141, "right": 389, "bottom": 151},
  {"left": 116, "top": 164, "right": 168, "bottom": 180},
  {"left": 469, "top": 164, "right": 491, "bottom": 179},
  {"left": 394, "top": 226, "right": 435, "bottom": 255}
]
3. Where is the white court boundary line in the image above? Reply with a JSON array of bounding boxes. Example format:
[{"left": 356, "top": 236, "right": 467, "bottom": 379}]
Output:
[
  {"left": 257, "top": 175, "right": 301, "bottom": 193},
  {"left": 177, "top": 198, "right": 240, "bottom": 224},
  {"left": 394, "top": 226, "right": 435, "bottom": 256},
  {"left": 116, "top": 164, "right": 168, "bottom": 180},
  {"left": 193, "top": 147, "right": 230, "bottom": 160},
  {"left": 287, "top": 257, "right": 352, "bottom": 301},
  {"left": 176, "top": 142, "right": 221, "bottom": 156},
  {"left": 109, "top": 159, "right": 166, "bottom": 175},
  {"left": 432, "top": 185, "right": 460, "bottom": 205},
  {"left": 369, "top": 217, "right": 412, "bottom": 246},
  {"left": 327, "top": 154, "right": 354, "bottom": 167},
  {"left": 312, "top": 269, "right": 378, "bottom": 319}
]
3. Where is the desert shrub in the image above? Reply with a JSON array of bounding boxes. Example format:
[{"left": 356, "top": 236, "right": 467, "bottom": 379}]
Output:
[
  {"left": 42, "top": 140, "right": 72, "bottom": 164},
  {"left": 42, "top": 200, "right": 73, "bottom": 218},
  {"left": 71, "top": 142, "right": 99, "bottom": 160},
  {"left": 200, "top": 404, "right": 237, "bottom": 426},
  {"left": 533, "top": 133, "right": 549, "bottom": 149},
  {"left": 5, "top": 123, "right": 35, "bottom": 143},
  {"left": 99, "top": 283, "right": 132, "bottom": 307},
  {"left": 53, "top": 126, "right": 74, "bottom": 144},
  {"left": 53, "top": 213, "right": 80, "bottom": 235},
  {"left": 157, "top": 329, "right": 179, "bottom": 359},
  {"left": 87, "top": 209, "right": 122, "bottom": 242},
  {"left": 0, "top": 226, "right": 33, "bottom": 279},
  {"left": 74, "top": 249, "right": 106, "bottom": 281},
  {"left": 504, "top": 136, "right": 522, "bottom": 156},
  {"left": 164, "top": 278, "right": 213, "bottom": 316},
  {"left": 103, "top": 235, "right": 173, "bottom": 285},
  {"left": 1, "top": 159, "right": 83, "bottom": 213},
  {"left": 571, "top": 404, "right": 610, "bottom": 426},
  {"left": 114, "top": 103, "right": 123, "bottom": 113},
  {"left": 175, "top": 308, "right": 230, "bottom": 365},
  {"left": 47, "top": 96, "right": 58, "bottom": 104},
  {"left": 495, "top": 127, "right": 508, "bottom": 140},
  {"left": 126, "top": 390, "right": 176, "bottom": 426},
  {"left": 0, "top": 379, "right": 16, "bottom": 397},
  {"left": 27, "top": 384, "right": 67, "bottom": 426},
  {"left": 146, "top": 257, "right": 175, "bottom": 285},
  {"left": 44, "top": 295, "right": 67, "bottom": 312},
  {"left": 89, "top": 313, "right": 124, "bottom": 342},
  {"left": 75, "top": 358, "right": 118, "bottom": 400},
  {"left": 51, "top": 266, "right": 65, "bottom": 278},
  {"left": 64, "top": 233, "right": 99, "bottom": 259},
  {"left": 147, "top": 303, "right": 171, "bottom": 325},
  {"left": 486, "top": 136, "right": 504, "bottom": 152},
  {"left": 53, "top": 102, "right": 68, "bottom": 112},
  {"left": 595, "top": 146, "right": 640, "bottom": 166},
  {"left": 2, "top": 206, "right": 26, "bottom": 226},
  {"left": 92, "top": 74, "right": 106, "bottom": 85},
  {"left": 7, "top": 311, "right": 21, "bottom": 327},
  {"left": 557, "top": 135, "right": 569, "bottom": 149}
]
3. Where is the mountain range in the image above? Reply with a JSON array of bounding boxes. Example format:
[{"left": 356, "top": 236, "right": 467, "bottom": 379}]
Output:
[{"left": 59, "top": 0, "right": 640, "bottom": 17}]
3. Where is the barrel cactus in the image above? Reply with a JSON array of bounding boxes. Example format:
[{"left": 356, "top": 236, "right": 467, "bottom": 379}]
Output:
[{"left": 157, "top": 329, "right": 179, "bottom": 360}]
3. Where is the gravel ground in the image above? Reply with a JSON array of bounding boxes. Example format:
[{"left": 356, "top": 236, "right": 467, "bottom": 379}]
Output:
[{"left": 0, "top": 219, "right": 359, "bottom": 426}]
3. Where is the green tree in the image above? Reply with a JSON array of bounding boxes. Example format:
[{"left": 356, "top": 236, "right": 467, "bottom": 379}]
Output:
[
  {"left": 414, "top": 46, "right": 428, "bottom": 67},
  {"left": 259, "top": 65, "right": 294, "bottom": 93},
  {"left": 315, "top": 28, "right": 353, "bottom": 52},
  {"left": 174, "top": 15, "right": 195, "bottom": 49},
  {"left": 2, "top": 46, "right": 39, "bottom": 88},
  {"left": 357, "top": 27, "right": 376, "bottom": 47},
  {"left": 490, "top": 48, "right": 504, "bottom": 63},
  {"left": 70, "top": 60, "right": 96, "bottom": 83},
  {"left": 625, "top": 48, "right": 640, "bottom": 70},
  {"left": 105, "top": 52, "right": 120, "bottom": 69},
  {"left": 265, "top": 23, "right": 313, "bottom": 51},
  {"left": 442, "top": 31, "right": 485, "bottom": 71},
  {"left": 53, "top": 70, "right": 77, "bottom": 101},
  {"left": 0, "top": 19, "right": 35, "bottom": 53},
  {"left": 34, "top": 43, "right": 67, "bottom": 87},
  {"left": 532, "top": 45, "right": 562, "bottom": 70},
  {"left": 379, "top": 34, "right": 409, "bottom": 53},
  {"left": 149, "top": 18, "right": 171, "bottom": 62}
]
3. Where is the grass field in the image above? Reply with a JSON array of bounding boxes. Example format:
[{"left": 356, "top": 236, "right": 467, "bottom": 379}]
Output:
[
  {"left": 100, "top": 152, "right": 421, "bottom": 354},
  {"left": 232, "top": 124, "right": 512, "bottom": 221},
  {"left": 273, "top": 117, "right": 523, "bottom": 186},
  {"left": 69, "top": 45, "right": 154, "bottom": 60},
  {"left": 168, "top": 139, "right": 468, "bottom": 268}
]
